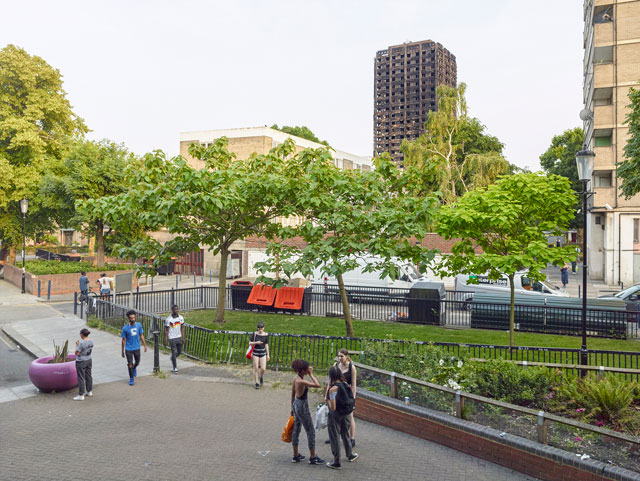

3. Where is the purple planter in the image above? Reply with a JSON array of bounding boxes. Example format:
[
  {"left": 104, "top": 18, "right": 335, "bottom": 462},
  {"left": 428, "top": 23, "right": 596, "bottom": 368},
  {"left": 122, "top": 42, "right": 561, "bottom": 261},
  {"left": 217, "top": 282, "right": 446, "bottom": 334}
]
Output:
[{"left": 28, "top": 355, "right": 78, "bottom": 393}]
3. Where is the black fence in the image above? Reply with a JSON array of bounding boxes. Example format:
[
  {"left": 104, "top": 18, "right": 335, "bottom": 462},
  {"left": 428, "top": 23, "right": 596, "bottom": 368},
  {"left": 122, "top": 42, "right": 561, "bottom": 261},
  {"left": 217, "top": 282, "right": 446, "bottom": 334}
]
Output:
[
  {"left": 85, "top": 299, "right": 640, "bottom": 379},
  {"left": 81, "top": 285, "right": 639, "bottom": 340}
]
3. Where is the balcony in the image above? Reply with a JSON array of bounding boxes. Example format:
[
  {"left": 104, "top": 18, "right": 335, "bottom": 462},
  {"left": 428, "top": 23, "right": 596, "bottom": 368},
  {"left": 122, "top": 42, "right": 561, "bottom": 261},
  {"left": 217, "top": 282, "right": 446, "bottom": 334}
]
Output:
[
  {"left": 594, "top": 21, "right": 613, "bottom": 45},
  {"left": 594, "top": 104, "right": 614, "bottom": 129},
  {"left": 594, "top": 62, "right": 614, "bottom": 88},
  {"left": 594, "top": 145, "right": 614, "bottom": 169}
]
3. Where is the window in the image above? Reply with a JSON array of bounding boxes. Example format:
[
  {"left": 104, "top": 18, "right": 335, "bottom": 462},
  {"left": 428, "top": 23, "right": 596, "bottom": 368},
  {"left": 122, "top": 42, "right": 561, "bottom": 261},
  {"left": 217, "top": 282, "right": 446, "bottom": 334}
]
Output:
[
  {"left": 595, "top": 135, "right": 612, "bottom": 147},
  {"left": 594, "top": 172, "right": 612, "bottom": 187},
  {"left": 595, "top": 216, "right": 602, "bottom": 225},
  {"left": 634, "top": 219, "right": 639, "bottom": 243}
]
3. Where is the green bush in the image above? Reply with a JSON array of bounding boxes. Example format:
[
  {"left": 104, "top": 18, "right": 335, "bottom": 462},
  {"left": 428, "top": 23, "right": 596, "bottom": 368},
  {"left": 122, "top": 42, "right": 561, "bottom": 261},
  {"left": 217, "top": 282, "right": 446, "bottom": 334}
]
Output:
[{"left": 22, "top": 260, "right": 133, "bottom": 275}]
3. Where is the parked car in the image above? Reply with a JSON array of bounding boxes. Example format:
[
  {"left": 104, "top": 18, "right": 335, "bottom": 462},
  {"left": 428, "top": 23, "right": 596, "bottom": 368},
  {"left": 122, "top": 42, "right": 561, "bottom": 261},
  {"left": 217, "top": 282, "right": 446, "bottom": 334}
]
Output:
[
  {"left": 599, "top": 284, "right": 640, "bottom": 322},
  {"left": 454, "top": 271, "right": 568, "bottom": 303}
]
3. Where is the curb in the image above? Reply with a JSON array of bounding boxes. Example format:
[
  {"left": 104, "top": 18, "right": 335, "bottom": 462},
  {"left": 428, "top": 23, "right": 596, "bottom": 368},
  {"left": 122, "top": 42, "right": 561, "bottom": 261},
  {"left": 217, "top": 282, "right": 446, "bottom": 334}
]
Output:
[{"left": 1, "top": 325, "right": 47, "bottom": 359}]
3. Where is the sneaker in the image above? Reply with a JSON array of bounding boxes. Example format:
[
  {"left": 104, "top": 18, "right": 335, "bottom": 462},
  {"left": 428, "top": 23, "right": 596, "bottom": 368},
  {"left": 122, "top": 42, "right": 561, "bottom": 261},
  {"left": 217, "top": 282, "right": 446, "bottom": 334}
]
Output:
[
  {"left": 73, "top": 395, "right": 84, "bottom": 401},
  {"left": 348, "top": 453, "right": 359, "bottom": 462},
  {"left": 351, "top": 438, "right": 356, "bottom": 448},
  {"left": 324, "top": 439, "right": 331, "bottom": 444},
  {"left": 129, "top": 378, "right": 134, "bottom": 386},
  {"left": 133, "top": 368, "right": 137, "bottom": 378},
  {"left": 255, "top": 383, "right": 260, "bottom": 389},
  {"left": 86, "top": 391, "right": 93, "bottom": 397},
  {"left": 260, "top": 376, "right": 263, "bottom": 386},
  {"left": 309, "top": 456, "right": 325, "bottom": 465},
  {"left": 291, "top": 454, "right": 305, "bottom": 463},
  {"left": 172, "top": 368, "right": 178, "bottom": 373},
  {"left": 326, "top": 462, "right": 341, "bottom": 470}
]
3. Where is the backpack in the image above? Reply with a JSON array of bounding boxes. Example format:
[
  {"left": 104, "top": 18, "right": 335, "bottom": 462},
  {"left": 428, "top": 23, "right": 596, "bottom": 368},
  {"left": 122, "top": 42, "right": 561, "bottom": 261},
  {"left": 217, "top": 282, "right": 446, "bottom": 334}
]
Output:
[{"left": 335, "top": 381, "right": 355, "bottom": 416}]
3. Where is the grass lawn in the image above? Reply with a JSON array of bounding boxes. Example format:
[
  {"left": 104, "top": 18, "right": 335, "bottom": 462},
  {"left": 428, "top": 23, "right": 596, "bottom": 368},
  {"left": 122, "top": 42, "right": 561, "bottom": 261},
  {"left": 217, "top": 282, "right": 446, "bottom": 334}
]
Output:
[{"left": 182, "top": 309, "right": 640, "bottom": 353}]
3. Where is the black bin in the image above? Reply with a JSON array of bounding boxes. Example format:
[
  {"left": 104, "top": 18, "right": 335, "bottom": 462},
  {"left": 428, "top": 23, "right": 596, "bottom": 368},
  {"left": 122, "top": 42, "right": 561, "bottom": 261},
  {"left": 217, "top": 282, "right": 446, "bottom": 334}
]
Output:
[
  {"left": 408, "top": 281, "right": 446, "bottom": 325},
  {"left": 231, "top": 280, "right": 253, "bottom": 310}
]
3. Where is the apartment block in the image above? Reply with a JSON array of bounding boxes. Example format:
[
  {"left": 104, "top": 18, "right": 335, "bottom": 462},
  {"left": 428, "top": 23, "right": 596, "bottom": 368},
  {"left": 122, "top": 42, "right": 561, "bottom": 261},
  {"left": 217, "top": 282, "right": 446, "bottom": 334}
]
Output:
[
  {"left": 583, "top": 0, "right": 640, "bottom": 286},
  {"left": 374, "top": 40, "right": 457, "bottom": 166}
]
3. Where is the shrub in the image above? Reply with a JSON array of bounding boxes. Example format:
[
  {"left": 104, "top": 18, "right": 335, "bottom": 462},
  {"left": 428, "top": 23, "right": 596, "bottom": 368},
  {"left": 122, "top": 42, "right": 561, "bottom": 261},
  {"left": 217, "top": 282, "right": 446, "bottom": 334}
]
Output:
[
  {"left": 22, "top": 260, "right": 133, "bottom": 275},
  {"left": 52, "top": 340, "right": 70, "bottom": 363}
]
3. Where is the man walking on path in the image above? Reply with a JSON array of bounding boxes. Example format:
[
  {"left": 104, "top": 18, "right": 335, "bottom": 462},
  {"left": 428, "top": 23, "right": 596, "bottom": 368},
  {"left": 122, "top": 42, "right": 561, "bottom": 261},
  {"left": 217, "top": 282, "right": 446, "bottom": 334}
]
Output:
[
  {"left": 79, "top": 272, "right": 90, "bottom": 300},
  {"left": 164, "top": 305, "right": 185, "bottom": 374},
  {"left": 121, "top": 310, "right": 147, "bottom": 386},
  {"left": 97, "top": 273, "right": 112, "bottom": 296}
]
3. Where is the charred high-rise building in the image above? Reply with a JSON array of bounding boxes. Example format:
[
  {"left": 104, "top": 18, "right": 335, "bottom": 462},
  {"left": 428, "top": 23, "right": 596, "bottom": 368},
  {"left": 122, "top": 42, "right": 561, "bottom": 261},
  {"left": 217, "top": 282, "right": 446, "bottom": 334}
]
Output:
[{"left": 373, "top": 40, "right": 457, "bottom": 166}]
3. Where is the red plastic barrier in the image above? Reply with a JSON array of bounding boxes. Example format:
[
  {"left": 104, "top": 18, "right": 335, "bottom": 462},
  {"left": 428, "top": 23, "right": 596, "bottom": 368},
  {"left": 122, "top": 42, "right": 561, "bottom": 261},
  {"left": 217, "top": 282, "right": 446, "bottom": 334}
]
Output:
[
  {"left": 247, "top": 284, "right": 277, "bottom": 306},
  {"left": 274, "top": 287, "right": 305, "bottom": 311}
]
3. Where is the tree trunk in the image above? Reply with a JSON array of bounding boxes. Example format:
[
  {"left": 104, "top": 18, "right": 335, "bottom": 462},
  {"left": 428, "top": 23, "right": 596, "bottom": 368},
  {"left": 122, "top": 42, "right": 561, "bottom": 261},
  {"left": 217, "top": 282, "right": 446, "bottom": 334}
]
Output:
[
  {"left": 8, "top": 246, "right": 16, "bottom": 265},
  {"left": 215, "top": 247, "right": 229, "bottom": 323},
  {"left": 337, "top": 274, "right": 354, "bottom": 337},
  {"left": 508, "top": 274, "right": 515, "bottom": 347},
  {"left": 95, "top": 222, "right": 105, "bottom": 267}
]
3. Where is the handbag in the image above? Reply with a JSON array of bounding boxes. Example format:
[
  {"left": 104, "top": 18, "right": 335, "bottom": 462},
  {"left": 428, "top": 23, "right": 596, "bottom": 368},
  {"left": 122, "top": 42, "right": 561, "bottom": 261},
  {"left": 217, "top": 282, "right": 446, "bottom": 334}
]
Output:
[
  {"left": 314, "top": 404, "right": 328, "bottom": 431},
  {"left": 245, "top": 344, "right": 254, "bottom": 359},
  {"left": 281, "top": 415, "right": 295, "bottom": 443}
]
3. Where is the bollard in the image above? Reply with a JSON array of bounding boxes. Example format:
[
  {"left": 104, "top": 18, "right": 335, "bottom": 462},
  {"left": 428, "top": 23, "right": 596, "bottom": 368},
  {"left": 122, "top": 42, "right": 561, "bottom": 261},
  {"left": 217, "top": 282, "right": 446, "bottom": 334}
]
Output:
[
  {"left": 152, "top": 317, "right": 160, "bottom": 373},
  {"left": 176, "top": 276, "right": 179, "bottom": 289},
  {"left": 210, "top": 269, "right": 212, "bottom": 284},
  {"left": 537, "top": 411, "right": 548, "bottom": 444},
  {"left": 171, "top": 288, "right": 175, "bottom": 308},
  {"left": 455, "top": 390, "right": 465, "bottom": 419},
  {"left": 390, "top": 372, "right": 398, "bottom": 398},
  {"left": 200, "top": 285, "right": 204, "bottom": 306},
  {"left": 578, "top": 285, "right": 581, "bottom": 298},
  {"left": 38, "top": 280, "right": 41, "bottom": 298},
  {"left": 194, "top": 273, "right": 196, "bottom": 287},
  {"left": 135, "top": 286, "right": 140, "bottom": 309},
  {"left": 151, "top": 276, "right": 154, "bottom": 291},
  {"left": 74, "top": 292, "right": 78, "bottom": 315},
  {"left": 598, "top": 365, "right": 605, "bottom": 380},
  {"left": 47, "top": 280, "right": 51, "bottom": 300}
]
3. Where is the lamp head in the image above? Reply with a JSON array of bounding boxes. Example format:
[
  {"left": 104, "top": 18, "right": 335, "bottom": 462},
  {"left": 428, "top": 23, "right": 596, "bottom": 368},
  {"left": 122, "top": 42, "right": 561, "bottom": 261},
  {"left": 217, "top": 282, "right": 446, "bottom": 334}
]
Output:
[
  {"left": 19, "top": 198, "right": 28, "bottom": 215},
  {"left": 575, "top": 146, "right": 595, "bottom": 182}
]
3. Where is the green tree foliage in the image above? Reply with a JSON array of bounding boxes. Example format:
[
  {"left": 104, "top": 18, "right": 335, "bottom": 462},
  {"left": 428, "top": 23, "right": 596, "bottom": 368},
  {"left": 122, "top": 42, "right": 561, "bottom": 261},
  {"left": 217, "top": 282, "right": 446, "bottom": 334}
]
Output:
[
  {"left": 82, "top": 138, "right": 305, "bottom": 323},
  {"left": 270, "top": 124, "right": 329, "bottom": 146},
  {"left": 436, "top": 173, "right": 577, "bottom": 347},
  {"left": 0, "top": 44, "right": 87, "bottom": 260},
  {"left": 401, "top": 83, "right": 511, "bottom": 202},
  {"left": 45, "top": 139, "right": 139, "bottom": 266},
  {"left": 539, "top": 127, "right": 584, "bottom": 227},
  {"left": 256, "top": 152, "right": 439, "bottom": 337},
  {"left": 618, "top": 86, "right": 640, "bottom": 198}
]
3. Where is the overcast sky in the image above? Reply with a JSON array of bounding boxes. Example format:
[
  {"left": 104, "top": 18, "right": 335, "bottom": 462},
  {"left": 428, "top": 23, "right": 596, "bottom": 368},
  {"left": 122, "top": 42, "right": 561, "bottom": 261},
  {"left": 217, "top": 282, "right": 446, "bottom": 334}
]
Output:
[{"left": 2, "top": 0, "right": 584, "bottom": 171}]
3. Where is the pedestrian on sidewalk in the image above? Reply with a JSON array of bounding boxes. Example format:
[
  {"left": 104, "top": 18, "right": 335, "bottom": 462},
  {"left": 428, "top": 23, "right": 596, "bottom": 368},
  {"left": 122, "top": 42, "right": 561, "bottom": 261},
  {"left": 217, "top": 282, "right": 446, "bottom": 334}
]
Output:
[
  {"left": 164, "top": 304, "right": 185, "bottom": 374},
  {"left": 290, "top": 359, "right": 324, "bottom": 465},
  {"left": 249, "top": 322, "right": 269, "bottom": 389},
  {"left": 79, "top": 272, "right": 90, "bottom": 300},
  {"left": 73, "top": 328, "right": 94, "bottom": 401},
  {"left": 325, "top": 366, "right": 358, "bottom": 470},
  {"left": 561, "top": 264, "right": 569, "bottom": 290},
  {"left": 97, "top": 273, "right": 112, "bottom": 297},
  {"left": 121, "top": 310, "right": 147, "bottom": 386},
  {"left": 335, "top": 348, "right": 357, "bottom": 447}
]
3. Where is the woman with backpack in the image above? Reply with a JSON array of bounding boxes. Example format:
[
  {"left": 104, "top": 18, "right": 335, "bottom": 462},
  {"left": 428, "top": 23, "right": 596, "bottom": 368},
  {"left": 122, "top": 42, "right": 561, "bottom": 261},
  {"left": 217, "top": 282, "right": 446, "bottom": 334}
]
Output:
[
  {"left": 325, "top": 366, "right": 358, "bottom": 469},
  {"left": 290, "top": 359, "right": 325, "bottom": 465},
  {"left": 336, "top": 348, "right": 357, "bottom": 447}
]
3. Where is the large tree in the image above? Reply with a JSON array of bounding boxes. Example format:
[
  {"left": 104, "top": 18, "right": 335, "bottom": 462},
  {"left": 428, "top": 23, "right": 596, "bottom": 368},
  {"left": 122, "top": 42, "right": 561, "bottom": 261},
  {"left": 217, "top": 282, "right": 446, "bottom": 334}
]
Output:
[
  {"left": 539, "top": 127, "right": 584, "bottom": 227},
  {"left": 0, "top": 44, "right": 87, "bottom": 261},
  {"left": 83, "top": 137, "right": 305, "bottom": 323},
  {"left": 618, "top": 86, "right": 640, "bottom": 198},
  {"left": 257, "top": 151, "right": 439, "bottom": 337},
  {"left": 401, "top": 83, "right": 511, "bottom": 202},
  {"left": 44, "top": 139, "right": 139, "bottom": 266},
  {"left": 436, "top": 172, "right": 577, "bottom": 347}
]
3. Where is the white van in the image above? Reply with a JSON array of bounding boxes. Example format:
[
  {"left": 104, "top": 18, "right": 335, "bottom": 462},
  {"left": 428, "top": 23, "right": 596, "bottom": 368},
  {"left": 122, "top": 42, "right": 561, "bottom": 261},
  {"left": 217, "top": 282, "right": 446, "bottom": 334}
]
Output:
[
  {"left": 454, "top": 272, "right": 568, "bottom": 301},
  {"left": 312, "top": 255, "right": 426, "bottom": 292}
]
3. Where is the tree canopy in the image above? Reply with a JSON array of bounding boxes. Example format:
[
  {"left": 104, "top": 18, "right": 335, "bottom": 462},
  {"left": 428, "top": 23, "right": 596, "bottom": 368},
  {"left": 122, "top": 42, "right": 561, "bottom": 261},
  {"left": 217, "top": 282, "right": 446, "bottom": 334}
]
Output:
[
  {"left": 0, "top": 44, "right": 87, "bottom": 258},
  {"left": 270, "top": 124, "right": 329, "bottom": 146},
  {"left": 618, "top": 86, "right": 640, "bottom": 198},
  {"left": 401, "top": 83, "right": 512, "bottom": 202},
  {"left": 436, "top": 172, "right": 577, "bottom": 346}
]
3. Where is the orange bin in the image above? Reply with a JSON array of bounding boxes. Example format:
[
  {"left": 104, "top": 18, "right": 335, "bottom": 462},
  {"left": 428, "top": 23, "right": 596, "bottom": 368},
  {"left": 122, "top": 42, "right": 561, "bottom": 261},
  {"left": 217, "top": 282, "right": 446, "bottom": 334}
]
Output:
[
  {"left": 247, "top": 284, "right": 277, "bottom": 307},
  {"left": 274, "top": 287, "right": 305, "bottom": 311}
]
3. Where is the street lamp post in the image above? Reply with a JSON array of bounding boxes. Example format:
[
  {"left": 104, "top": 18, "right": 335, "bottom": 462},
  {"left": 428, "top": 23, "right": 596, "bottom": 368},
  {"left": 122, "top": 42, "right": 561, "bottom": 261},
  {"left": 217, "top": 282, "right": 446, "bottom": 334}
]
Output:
[
  {"left": 19, "top": 198, "right": 29, "bottom": 294},
  {"left": 575, "top": 146, "right": 595, "bottom": 375}
]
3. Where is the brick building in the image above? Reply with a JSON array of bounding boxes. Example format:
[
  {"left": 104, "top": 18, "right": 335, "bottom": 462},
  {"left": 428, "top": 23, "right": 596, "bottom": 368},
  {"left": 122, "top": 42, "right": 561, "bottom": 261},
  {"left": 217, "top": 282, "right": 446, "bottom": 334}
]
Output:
[
  {"left": 582, "top": 0, "right": 640, "bottom": 285},
  {"left": 373, "top": 40, "right": 457, "bottom": 166}
]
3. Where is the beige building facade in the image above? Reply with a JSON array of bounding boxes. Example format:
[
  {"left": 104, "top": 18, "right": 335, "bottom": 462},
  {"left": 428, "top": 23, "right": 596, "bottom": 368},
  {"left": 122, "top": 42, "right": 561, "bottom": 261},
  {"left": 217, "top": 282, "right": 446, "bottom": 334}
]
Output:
[
  {"left": 178, "top": 126, "right": 373, "bottom": 278},
  {"left": 583, "top": 0, "right": 640, "bottom": 286}
]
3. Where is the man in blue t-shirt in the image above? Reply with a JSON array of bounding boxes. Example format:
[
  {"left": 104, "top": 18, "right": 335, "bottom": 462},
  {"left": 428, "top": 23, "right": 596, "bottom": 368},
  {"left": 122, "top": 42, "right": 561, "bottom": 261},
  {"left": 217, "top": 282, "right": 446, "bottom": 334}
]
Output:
[{"left": 121, "top": 310, "right": 147, "bottom": 386}]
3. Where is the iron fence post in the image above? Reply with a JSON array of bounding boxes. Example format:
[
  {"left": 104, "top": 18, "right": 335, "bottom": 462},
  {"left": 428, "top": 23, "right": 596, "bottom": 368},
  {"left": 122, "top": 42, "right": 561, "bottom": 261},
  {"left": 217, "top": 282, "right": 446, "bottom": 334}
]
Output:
[
  {"left": 74, "top": 292, "right": 78, "bottom": 315},
  {"left": 152, "top": 317, "right": 160, "bottom": 373}
]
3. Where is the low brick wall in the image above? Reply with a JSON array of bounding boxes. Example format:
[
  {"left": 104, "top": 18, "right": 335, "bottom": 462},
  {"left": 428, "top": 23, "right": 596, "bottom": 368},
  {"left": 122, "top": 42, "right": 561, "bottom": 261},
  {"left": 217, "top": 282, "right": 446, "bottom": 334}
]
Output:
[
  {"left": 2, "top": 263, "right": 138, "bottom": 296},
  {"left": 355, "top": 390, "right": 640, "bottom": 481}
]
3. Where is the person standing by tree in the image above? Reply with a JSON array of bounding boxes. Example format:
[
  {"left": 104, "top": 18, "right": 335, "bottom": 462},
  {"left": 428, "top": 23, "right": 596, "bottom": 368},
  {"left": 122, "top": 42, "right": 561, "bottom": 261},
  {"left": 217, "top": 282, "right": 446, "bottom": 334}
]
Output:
[
  {"left": 73, "top": 328, "right": 94, "bottom": 401},
  {"left": 121, "top": 310, "right": 147, "bottom": 386},
  {"left": 164, "top": 304, "right": 185, "bottom": 374},
  {"left": 249, "top": 322, "right": 269, "bottom": 389},
  {"left": 290, "top": 359, "right": 324, "bottom": 465},
  {"left": 325, "top": 366, "right": 358, "bottom": 469},
  {"left": 78, "top": 271, "right": 90, "bottom": 301}
]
